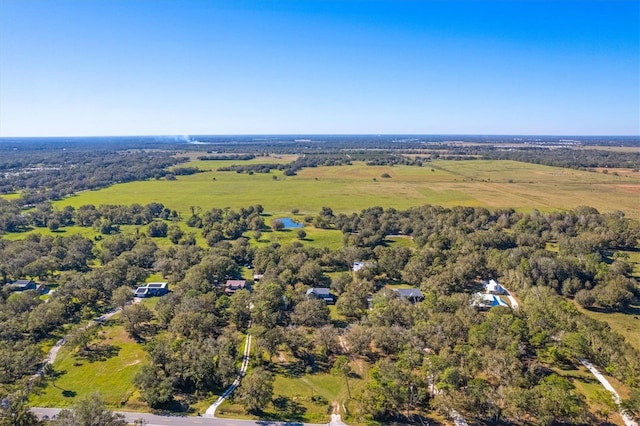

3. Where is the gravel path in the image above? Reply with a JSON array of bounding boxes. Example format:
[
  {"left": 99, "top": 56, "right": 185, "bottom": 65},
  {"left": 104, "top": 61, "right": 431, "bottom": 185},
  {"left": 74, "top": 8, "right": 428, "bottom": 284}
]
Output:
[{"left": 579, "top": 358, "right": 638, "bottom": 426}]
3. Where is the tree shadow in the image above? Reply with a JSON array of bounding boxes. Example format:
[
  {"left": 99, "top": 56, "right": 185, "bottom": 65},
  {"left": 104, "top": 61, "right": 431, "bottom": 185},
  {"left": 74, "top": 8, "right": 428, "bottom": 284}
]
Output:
[
  {"left": 75, "top": 343, "right": 121, "bottom": 362},
  {"left": 62, "top": 390, "right": 77, "bottom": 398},
  {"left": 269, "top": 395, "right": 307, "bottom": 421}
]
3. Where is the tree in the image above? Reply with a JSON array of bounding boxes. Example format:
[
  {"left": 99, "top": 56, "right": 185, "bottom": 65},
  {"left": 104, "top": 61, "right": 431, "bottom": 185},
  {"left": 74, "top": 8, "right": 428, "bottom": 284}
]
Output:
[
  {"left": 291, "top": 299, "right": 329, "bottom": 327},
  {"left": 235, "top": 367, "right": 274, "bottom": 413},
  {"left": 51, "top": 393, "right": 126, "bottom": 426},
  {"left": 133, "top": 365, "right": 174, "bottom": 408},
  {"left": 331, "top": 355, "right": 353, "bottom": 398},
  {"left": 270, "top": 219, "right": 284, "bottom": 231},
  {"left": 297, "top": 229, "right": 306, "bottom": 240},
  {"left": 121, "top": 303, "right": 153, "bottom": 339},
  {"left": 0, "top": 389, "right": 43, "bottom": 426},
  {"left": 111, "top": 285, "right": 134, "bottom": 310}
]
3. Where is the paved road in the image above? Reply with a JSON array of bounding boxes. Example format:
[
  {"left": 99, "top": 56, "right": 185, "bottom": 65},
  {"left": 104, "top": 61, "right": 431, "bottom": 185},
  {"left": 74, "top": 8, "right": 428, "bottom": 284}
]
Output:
[{"left": 32, "top": 407, "right": 326, "bottom": 426}]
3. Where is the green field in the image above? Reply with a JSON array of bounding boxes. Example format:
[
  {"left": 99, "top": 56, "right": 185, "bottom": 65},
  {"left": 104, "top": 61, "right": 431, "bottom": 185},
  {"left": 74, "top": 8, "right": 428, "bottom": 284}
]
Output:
[
  {"left": 30, "top": 321, "right": 148, "bottom": 410},
  {"left": 50, "top": 159, "right": 640, "bottom": 217},
  {"left": 576, "top": 304, "right": 640, "bottom": 353}
]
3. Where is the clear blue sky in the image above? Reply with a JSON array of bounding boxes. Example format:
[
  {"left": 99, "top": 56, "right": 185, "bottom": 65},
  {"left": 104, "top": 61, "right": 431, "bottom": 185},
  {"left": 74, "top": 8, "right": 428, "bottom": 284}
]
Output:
[{"left": 1, "top": 0, "right": 638, "bottom": 136}]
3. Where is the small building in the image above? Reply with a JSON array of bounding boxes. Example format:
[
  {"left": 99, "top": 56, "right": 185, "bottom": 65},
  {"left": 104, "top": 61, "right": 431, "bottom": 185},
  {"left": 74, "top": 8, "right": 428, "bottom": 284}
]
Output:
[
  {"left": 352, "top": 262, "right": 365, "bottom": 272},
  {"left": 305, "top": 287, "right": 335, "bottom": 304},
  {"left": 225, "top": 279, "right": 249, "bottom": 295},
  {"left": 393, "top": 288, "right": 424, "bottom": 303},
  {"left": 7, "top": 279, "right": 37, "bottom": 292},
  {"left": 134, "top": 282, "right": 169, "bottom": 298},
  {"left": 484, "top": 279, "right": 506, "bottom": 295},
  {"left": 253, "top": 274, "right": 264, "bottom": 282}
]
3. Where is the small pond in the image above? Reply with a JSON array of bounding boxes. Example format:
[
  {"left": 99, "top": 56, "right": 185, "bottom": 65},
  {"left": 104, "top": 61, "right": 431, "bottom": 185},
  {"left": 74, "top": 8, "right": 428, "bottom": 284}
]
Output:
[{"left": 278, "top": 217, "right": 304, "bottom": 229}]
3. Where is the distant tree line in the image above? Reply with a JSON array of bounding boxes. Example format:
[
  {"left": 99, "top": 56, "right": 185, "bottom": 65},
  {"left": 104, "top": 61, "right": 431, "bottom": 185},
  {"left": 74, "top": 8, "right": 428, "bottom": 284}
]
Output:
[
  {"left": 0, "top": 149, "right": 189, "bottom": 206},
  {"left": 461, "top": 146, "right": 640, "bottom": 170}
]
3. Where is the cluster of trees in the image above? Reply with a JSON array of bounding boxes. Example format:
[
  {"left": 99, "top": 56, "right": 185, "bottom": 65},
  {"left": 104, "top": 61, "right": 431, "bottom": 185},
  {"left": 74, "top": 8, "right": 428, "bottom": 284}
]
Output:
[
  {"left": 0, "top": 200, "right": 179, "bottom": 235},
  {"left": 185, "top": 205, "right": 265, "bottom": 245},
  {"left": 0, "top": 149, "right": 188, "bottom": 206}
]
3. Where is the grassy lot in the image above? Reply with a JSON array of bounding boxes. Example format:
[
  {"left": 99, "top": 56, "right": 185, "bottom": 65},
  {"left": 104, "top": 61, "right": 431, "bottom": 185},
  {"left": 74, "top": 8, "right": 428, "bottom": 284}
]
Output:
[
  {"left": 30, "top": 321, "right": 148, "bottom": 410},
  {"left": 216, "top": 358, "right": 369, "bottom": 424},
  {"left": 575, "top": 303, "right": 640, "bottom": 352},
  {"left": 49, "top": 159, "right": 640, "bottom": 217}
]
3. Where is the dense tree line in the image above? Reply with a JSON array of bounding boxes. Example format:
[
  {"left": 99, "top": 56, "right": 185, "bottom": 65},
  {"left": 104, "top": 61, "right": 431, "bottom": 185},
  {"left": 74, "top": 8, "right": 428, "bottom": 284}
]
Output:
[
  {"left": 460, "top": 146, "right": 640, "bottom": 170},
  {"left": 0, "top": 149, "right": 188, "bottom": 206}
]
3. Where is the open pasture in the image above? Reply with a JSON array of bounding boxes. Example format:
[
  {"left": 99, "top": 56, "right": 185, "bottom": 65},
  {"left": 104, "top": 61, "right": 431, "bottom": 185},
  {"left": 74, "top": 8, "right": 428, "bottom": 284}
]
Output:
[{"left": 52, "top": 159, "right": 640, "bottom": 217}]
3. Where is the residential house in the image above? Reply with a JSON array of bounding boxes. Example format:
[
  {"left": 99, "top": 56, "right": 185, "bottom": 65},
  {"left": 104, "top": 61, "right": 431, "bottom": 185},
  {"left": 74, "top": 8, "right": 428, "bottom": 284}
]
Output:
[
  {"left": 484, "top": 279, "right": 506, "bottom": 295},
  {"left": 225, "top": 279, "right": 249, "bottom": 295},
  {"left": 393, "top": 288, "right": 424, "bottom": 303},
  {"left": 134, "top": 282, "right": 169, "bottom": 298},
  {"left": 7, "top": 279, "right": 37, "bottom": 292},
  {"left": 305, "top": 287, "right": 335, "bottom": 304}
]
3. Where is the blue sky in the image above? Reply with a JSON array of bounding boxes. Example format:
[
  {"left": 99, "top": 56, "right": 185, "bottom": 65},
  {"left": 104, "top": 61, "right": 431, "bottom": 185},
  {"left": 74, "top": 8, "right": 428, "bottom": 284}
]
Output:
[{"left": 1, "top": 0, "right": 638, "bottom": 136}]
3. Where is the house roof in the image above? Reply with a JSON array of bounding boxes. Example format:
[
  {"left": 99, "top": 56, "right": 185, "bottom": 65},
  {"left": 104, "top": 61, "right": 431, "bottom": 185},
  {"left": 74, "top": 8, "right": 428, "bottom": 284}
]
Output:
[
  {"left": 226, "top": 280, "right": 246, "bottom": 288},
  {"left": 306, "top": 287, "right": 331, "bottom": 296},
  {"left": 146, "top": 282, "right": 167, "bottom": 289},
  {"left": 8, "top": 279, "right": 35, "bottom": 289},
  {"left": 135, "top": 287, "right": 149, "bottom": 294},
  {"left": 394, "top": 288, "right": 424, "bottom": 299}
]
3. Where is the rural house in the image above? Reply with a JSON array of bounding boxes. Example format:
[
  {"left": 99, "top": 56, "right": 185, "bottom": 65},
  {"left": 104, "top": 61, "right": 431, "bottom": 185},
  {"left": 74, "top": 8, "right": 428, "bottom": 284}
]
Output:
[
  {"left": 134, "top": 282, "right": 169, "bottom": 298},
  {"left": 7, "top": 279, "right": 37, "bottom": 292},
  {"left": 305, "top": 287, "right": 335, "bottom": 304},
  {"left": 225, "top": 279, "right": 249, "bottom": 295},
  {"left": 393, "top": 288, "right": 424, "bottom": 303}
]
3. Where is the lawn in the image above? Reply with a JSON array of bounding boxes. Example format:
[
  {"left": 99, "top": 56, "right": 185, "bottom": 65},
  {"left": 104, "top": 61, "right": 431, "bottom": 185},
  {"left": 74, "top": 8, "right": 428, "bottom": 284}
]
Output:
[
  {"left": 216, "top": 359, "right": 369, "bottom": 424},
  {"left": 49, "top": 159, "right": 640, "bottom": 217},
  {"left": 30, "top": 321, "right": 148, "bottom": 410}
]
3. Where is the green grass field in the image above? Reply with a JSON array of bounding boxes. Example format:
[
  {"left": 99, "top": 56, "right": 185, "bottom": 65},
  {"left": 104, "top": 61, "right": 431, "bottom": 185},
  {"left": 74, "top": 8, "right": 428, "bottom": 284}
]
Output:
[
  {"left": 30, "top": 321, "right": 148, "bottom": 410},
  {"left": 49, "top": 159, "right": 640, "bottom": 217},
  {"left": 576, "top": 304, "right": 640, "bottom": 353}
]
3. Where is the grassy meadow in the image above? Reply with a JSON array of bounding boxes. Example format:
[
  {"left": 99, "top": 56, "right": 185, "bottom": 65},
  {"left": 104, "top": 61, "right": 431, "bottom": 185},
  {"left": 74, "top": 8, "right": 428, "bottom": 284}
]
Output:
[
  {"left": 30, "top": 321, "right": 147, "bottom": 410},
  {"left": 49, "top": 158, "right": 640, "bottom": 218}
]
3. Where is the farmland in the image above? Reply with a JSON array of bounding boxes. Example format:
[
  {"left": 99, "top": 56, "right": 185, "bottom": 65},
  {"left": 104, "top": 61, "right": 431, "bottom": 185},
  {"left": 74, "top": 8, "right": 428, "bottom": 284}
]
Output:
[{"left": 42, "top": 158, "right": 640, "bottom": 218}]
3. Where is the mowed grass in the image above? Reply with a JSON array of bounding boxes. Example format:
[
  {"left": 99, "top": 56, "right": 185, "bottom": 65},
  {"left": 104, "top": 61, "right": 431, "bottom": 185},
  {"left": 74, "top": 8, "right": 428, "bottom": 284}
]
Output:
[
  {"left": 51, "top": 160, "right": 640, "bottom": 217},
  {"left": 30, "top": 321, "right": 148, "bottom": 410}
]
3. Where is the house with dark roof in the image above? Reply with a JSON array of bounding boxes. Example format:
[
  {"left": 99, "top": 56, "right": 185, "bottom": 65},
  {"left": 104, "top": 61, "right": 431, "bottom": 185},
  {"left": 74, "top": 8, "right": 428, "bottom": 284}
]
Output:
[
  {"left": 134, "top": 282, "right": 168, "bottom": 298},
  {"left": 393, "top": 288, "right": 424, "bottom": 303},
  {"left": 305, "top": 287, "right": 335, "bottom": 304},
  {"left": 7, "top": 279, "right": 37, "bottom": 292},
  {"left": 225, "top": 279, "right": 249, "bottom": 295}
]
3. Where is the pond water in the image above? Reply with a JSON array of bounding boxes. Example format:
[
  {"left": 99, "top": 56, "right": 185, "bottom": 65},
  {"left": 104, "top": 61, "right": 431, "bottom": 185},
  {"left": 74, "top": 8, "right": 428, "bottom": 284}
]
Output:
[{"left": 278, "top": 217, "right": 304, "bottom": 228}]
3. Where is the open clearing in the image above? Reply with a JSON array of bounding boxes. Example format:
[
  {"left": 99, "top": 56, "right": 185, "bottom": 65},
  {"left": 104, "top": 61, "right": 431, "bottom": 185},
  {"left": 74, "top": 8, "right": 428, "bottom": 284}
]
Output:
[
  {"left": 30, "top": 321, "right": 147, "bottom": 410},
  {"left": 51, "top": 159, "right": 640, "bottom": 217}
]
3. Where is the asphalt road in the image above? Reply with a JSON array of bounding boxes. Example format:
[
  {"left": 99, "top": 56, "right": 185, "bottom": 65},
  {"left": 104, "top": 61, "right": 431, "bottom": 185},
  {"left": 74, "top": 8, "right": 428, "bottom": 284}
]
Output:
[{"left": 32, "top": 407, "right": 327, "bottom": 426}]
